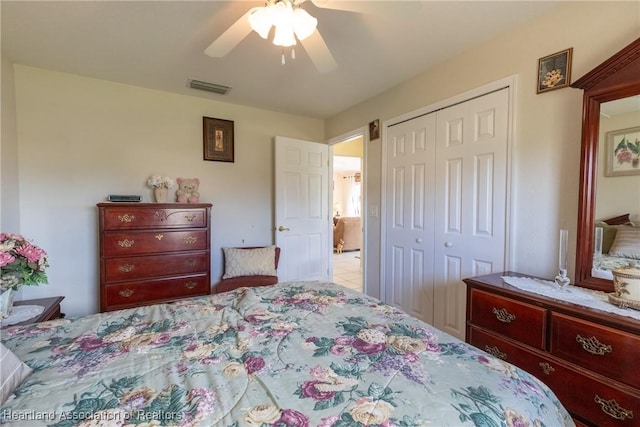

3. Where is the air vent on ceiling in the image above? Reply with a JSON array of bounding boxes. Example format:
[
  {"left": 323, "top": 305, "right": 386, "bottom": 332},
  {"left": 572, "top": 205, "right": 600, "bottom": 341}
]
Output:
[{"left": 188, "top": 79, "right": 230, "bottom": 95}]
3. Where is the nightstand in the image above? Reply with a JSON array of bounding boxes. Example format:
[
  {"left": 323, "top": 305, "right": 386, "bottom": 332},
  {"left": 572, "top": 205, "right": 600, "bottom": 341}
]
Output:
[{"left": 8, "top": 296, "right": 65, "bottom": 326}]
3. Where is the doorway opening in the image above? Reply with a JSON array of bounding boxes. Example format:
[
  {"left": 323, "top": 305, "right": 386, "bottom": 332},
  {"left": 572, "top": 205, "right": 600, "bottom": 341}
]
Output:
[{"left": 331, "top": 135, "right": 363, "bottom": 292}]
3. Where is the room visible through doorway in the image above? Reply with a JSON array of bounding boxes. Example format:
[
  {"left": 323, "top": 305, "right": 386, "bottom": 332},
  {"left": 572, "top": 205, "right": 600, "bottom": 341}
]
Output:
[{"left": 332, "top": 135, "right": 363, "bottom": 292}]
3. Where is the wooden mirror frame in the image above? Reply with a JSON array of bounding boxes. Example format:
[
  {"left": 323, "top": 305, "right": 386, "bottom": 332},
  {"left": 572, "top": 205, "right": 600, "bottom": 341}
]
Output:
[{"left": 572, "top": 37, "right": 640, "bottom": 292}]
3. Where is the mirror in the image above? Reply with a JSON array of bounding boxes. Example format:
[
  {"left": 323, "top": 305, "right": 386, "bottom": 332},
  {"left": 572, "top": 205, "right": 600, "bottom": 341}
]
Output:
[
  {"left": 591, "top": 97, "right": 640, "bottom": 281},
  {"left": 572, "top": 37, "right": 640, "bottom": 292}
]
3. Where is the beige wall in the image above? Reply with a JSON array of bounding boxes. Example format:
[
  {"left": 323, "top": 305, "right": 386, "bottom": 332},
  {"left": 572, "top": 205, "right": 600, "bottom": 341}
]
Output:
[
  {"left": 334, "top": 136, "right": 363, "bottom": 157},
  {"left": 326, "top": 1, "right": 640, "bottom": 291},
  {"left": 1, "top": 51, "right": 20, "bottom": 232},
  {"left": 11, "top": 65, "right": 324, "bottom": 316}
]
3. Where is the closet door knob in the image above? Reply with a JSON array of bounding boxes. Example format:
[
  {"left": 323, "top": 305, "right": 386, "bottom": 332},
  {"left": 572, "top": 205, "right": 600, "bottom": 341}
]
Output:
[
  {"left": 278, "top": 225, "right": 290, "bottom": 232},
  {"left": 445, "top": 242, "right": 453, "bottom": 247},
  {"left": 416, "top": 238, "right": 423, "bottom": 243}
]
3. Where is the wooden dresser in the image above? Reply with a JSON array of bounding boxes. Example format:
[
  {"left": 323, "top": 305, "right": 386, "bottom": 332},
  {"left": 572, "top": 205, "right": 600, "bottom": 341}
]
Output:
[
  {"left": 97, "top": 203, "right": 212, "bottom": 312},
  {"left": 464, "top": 272, "right": 640, "bottom": 427}
]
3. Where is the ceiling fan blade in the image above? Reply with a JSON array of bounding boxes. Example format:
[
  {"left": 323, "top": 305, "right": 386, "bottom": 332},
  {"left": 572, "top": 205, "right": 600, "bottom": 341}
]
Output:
[
  {"left": 310, "top": 0, "right": 420, "bottom": 15},
  {"left": 300, "top": 30, "right": 337, "bottom": 73},
  {"left": 204, "top": 9, "right": 254, "bottom": 58}
]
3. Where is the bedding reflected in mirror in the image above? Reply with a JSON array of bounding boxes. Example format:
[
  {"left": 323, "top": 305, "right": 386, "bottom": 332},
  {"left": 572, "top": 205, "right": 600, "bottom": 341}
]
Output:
[{"left": 592, "top": 96, "right": 640, "bottom": 279}]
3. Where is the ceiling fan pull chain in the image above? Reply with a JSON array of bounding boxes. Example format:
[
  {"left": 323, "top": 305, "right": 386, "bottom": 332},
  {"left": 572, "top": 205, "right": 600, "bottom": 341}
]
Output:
[
  {"left": 281, "top": 50, "right": 286, "bottom": 65},
  {"left": 291, "top": 48, "right": 296, "bottom": 60}
]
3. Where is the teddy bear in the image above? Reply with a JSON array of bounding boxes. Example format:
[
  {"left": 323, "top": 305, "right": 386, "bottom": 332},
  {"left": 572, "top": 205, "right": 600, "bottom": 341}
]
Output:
[{"left": 176, "top": 177, "right": 200, "bottom": 203}]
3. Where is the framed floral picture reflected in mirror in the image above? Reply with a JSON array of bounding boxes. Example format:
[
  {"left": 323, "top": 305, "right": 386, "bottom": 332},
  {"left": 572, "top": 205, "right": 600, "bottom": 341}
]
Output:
[{"left": 606, "top": 126, "right": 640, "bottom": 176}]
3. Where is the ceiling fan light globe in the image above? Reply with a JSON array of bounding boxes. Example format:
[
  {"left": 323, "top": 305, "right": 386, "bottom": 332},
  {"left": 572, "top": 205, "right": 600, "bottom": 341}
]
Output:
[
  {"left": 272, "top": 1, "right": 296, "bottom": 47},
  {"left": 248, "top": 7, "right": 273, "bottom": 39},
  {"left": 293, "top": 8, "right": 317, "bottom": 41},
  {"left": 273, "top": 25, "right": 296, "bottom": 47}
]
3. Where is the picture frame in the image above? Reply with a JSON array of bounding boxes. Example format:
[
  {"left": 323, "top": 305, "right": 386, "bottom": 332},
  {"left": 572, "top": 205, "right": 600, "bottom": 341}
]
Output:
[
  {"left": 606, "top": 126, "right": 640, "bottom": 177},
  {"left": 369, "top": 119, "right": 380, "bottom": 140},
  {"left": 203, "top": 116, "right": 234, "bottom": 162},
  {"left": 536, "top": 48, "right": 573, "bottom": 94}
]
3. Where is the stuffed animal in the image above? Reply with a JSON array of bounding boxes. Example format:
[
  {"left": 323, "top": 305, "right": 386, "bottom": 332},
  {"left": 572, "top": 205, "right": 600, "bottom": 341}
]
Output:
[
  {"left": 336, "top": 238, "right": 345, "bottom": 254},
  {"left": 176, "top": 177, "right": 200, "bottom": 203}
]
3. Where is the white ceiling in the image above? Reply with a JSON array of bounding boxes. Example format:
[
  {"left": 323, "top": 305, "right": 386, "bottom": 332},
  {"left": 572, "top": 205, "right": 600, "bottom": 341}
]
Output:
[
  {"left": 601, "top": 96, "right": 640, "bottom": 117},
  {"left": 334, "top": 155, "right": 361, "bottom": 173},
  {"left": 1, "top": 1, "right": 559, "bottom": 119}
]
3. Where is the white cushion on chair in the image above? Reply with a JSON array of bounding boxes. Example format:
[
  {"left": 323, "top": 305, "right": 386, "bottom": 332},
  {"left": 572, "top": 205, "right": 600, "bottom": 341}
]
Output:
[
  {"left": 1, "top": 343, "right": 32, "bottom": 405},
  {"left": 222, "top": 246, "right": 277, "bottom": 279}
]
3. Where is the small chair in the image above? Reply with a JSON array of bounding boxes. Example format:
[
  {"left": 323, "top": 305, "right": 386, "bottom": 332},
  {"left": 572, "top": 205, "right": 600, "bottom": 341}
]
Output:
[{"left": 213, "top": 246, "right": 281, "bottom": 294}]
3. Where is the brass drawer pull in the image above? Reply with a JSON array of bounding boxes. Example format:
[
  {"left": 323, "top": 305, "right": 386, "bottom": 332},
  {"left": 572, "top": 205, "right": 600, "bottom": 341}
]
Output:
[
  {"left": 154, "top": 210, "right": 169, "bottom": 222},
  {"left": 119, "top": 289, "right": 134, "bottom": 298},
  {"left": 118, "top": 264, "right": 135, "bottom": 273},
  {"left": 184, "top": 236, "right": 198, "bottom": 244},
  {"left": 184, "top": 281, "right": 197, "bottom": 289},
  {"left": 576, "top": 334, "right": 612, "bottom": 355},
  {"left": 117, "top": 239, "right": 134, "bottom": 248},
  {"left": 117, "top": 214, "right": 135, "bottom": 223},
  {"left": 539, "top": 362, "right": 555, "bottom": 375},
  {"left": 484, "top": 345, "right": 507, "bottom": 360},
  {"left": 594, "top": 395, "right": 633, "bottom": 420},
  {"left": 185, "top": 214, "right": 197, "bottom": 222},
  {"left": 185, "top": 259, "right": 197, "bottom": 267},
  {"left": 492, "top": 307, "right": 515, "bottom": 323},
  {"left": 156, "top": 234, "right": 164, "bottom": 240}
]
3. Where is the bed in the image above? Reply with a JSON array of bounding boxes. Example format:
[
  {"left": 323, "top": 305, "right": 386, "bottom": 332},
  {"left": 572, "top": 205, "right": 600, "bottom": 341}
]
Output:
[
  {"left": 1, "top": 281, "right": 573, "bottom": 426},
  {"left": 593, "top": 216, "right": 640, "bottom": 279},
  {"left": 593, "top": 253, "right": 640, "bottom": 279}
]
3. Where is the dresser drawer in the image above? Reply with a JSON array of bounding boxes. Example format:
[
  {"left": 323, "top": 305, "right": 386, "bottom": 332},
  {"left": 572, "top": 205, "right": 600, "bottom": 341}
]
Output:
[
  {"left": 102, "top": 230, "right": 208, "bottom": 256},
  {"left": 551, "top": 312, "right": 640, "bottom": 390},
  {"left": 469, "top": 326, "right": 576, "bottom": 392},
  {"left": 468, "top": 288, "right": 547, "bottom": 349},
  {"left": 469, "top": 326, "right": 639, "bottom": 426},
  {"left": 101, "top": 207, "right": 208, "bottom": 230},
  {"left": 542, "top": 360, "right": 639, "bottom": 426},
  {"left": 103, "top": 275, "right": 210, "bottom": 310},
  {"left": 104, "top": 252, "right": 209, "bottom": 282}
]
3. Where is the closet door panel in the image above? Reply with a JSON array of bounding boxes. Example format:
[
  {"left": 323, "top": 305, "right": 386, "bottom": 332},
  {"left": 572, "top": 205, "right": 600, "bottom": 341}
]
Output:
[
  {"left": 384, "top": 114, "right": 436, "bottom": 324},
  {"left": 433, "top": 88, "right": 509, "bottom": 340}
]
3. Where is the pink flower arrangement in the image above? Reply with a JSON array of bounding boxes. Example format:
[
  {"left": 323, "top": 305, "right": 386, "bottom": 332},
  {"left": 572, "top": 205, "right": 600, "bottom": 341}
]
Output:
[{"left": 0, "top": 233, "right": 49, "bottom": 291}]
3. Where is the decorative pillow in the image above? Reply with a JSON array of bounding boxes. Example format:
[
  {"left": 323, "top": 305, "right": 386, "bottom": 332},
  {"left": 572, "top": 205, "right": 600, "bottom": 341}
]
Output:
[
  {"left": 608, "top": 227, "right": 640, "bottom": 259},
  {"left": 1, "top": 343, "right": 32, "bottom": 405},
  {"left": 222, "top": 246, "right": 277, "bottom": 279},
  {"left": 602, "top": 213, "right": 634, "bottom": 226}
]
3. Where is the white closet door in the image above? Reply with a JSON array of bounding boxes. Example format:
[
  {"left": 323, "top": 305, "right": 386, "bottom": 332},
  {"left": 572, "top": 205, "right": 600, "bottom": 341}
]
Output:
[
  {"left": 433, "top": 88, "right": 509, "bottom": 339},
  {"left": 384, "top": 114, "right": 436, "bottom": 323}
]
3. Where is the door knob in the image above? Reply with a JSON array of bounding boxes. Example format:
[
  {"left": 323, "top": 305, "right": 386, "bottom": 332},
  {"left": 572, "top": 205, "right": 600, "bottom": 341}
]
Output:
[
  {"left": 416, "top": 238, "right": 423, "bottom": 243},
  {"left": 277, "top": 225, "right": 290, "bottom": 232},
  {"left": 444, "top": 242, "right": 453, "bottom": 247}
]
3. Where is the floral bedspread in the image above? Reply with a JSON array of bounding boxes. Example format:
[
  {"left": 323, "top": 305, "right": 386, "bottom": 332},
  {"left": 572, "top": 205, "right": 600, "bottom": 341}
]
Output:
[
  {"left": 592, "top": 253, "right": 640, "bottom": 280},
  {"left": 1, "top": 281, "right": 573, "bottom": 427}
]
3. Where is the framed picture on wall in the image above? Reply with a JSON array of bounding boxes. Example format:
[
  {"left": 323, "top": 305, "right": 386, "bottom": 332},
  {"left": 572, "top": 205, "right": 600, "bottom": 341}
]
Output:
[
  {"left": 536, "top": 48, "right": 573, "bottom": 93},
  {"left": 369, "top": 119, "right": 380, "bottom": 140},
  {"left": 203, "top": 116, "right": 234, "bottom": 162},
  {"left": 606, "top": 126, "right": 640, "bottom": 176}
]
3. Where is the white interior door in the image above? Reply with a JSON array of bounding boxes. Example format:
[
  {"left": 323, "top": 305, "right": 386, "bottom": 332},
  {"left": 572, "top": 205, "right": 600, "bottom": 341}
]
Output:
[
  {"left": 384, "top": 114, "right": 436, "bottom": 322},
  {"left": 433, "top": 88, "right": 509, "bottom": 339},
  {"left": 275, "top": 136, "right": 330, "bottom": 282}
]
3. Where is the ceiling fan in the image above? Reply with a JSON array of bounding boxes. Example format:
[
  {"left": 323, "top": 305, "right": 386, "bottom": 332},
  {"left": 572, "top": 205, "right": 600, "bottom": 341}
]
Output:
[{"left": 204, "top": 0, "right": 410, "bottom": 73}]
